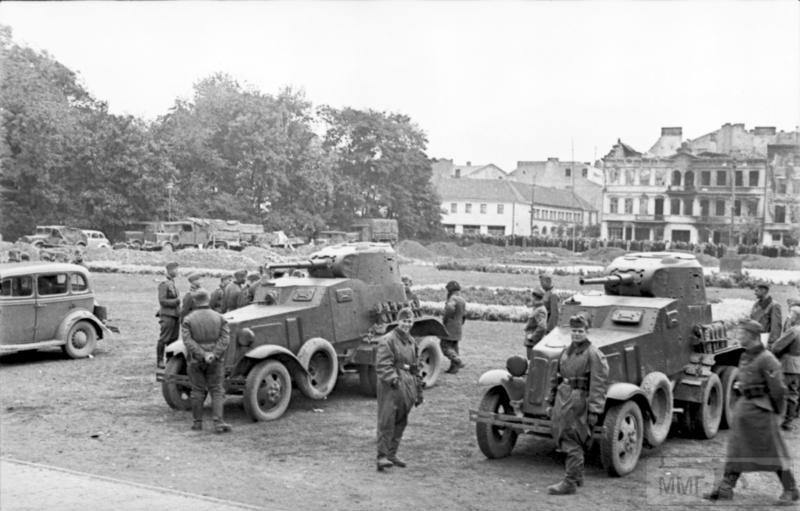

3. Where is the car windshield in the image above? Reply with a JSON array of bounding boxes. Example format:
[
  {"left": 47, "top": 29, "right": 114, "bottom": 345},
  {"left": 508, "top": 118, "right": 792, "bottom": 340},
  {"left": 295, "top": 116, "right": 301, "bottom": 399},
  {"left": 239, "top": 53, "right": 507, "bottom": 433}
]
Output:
[{"left": 163, "top": 224, "right": 185, "bottom": 233}]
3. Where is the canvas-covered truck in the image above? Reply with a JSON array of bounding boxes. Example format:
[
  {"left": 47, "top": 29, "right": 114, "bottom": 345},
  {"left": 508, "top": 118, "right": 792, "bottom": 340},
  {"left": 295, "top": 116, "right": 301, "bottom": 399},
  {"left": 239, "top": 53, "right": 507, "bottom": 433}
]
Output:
[
  {"left": 469, "top": 252, "right": 745, "bottom": 477},
  {"left": 157, "top": 242, "right": 449, "bottom": 422},
  {"left": 153, "top": 217, "right": 264, "bottom": 251}
]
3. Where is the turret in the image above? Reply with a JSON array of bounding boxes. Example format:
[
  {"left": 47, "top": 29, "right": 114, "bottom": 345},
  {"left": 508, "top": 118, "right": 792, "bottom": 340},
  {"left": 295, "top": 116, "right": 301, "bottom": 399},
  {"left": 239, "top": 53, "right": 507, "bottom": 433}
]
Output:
[{"left": 265, "top": 242, "right": 401, "bottom": 285}]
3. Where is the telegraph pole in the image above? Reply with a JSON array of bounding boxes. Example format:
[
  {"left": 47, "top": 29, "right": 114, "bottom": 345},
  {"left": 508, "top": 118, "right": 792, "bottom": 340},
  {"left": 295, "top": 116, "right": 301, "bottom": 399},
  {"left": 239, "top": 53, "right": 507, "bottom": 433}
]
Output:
[{"left": 729, "top": 162, "right": 736, "bottom": 246}]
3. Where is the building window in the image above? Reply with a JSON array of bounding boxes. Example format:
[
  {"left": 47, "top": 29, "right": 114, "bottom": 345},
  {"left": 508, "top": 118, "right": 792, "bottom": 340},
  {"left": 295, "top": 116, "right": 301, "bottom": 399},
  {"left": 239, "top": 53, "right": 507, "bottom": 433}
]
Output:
[
  {"left": 746, "top": 200, "right": 758, "bottom": 217},
  {"left": 442, "top": 224, "right": 455, "bottom": 234},
  {"left": 670, "top": 198, "right": 681, "bottom": 215},
  {"left": 715, "top": 200, "right": 726, "bottom": 216},
  {"left": 683, "top": 198, "right": 693, "bottom": 216},
  {"left": 749, "top": 171, "right": 759, "bottom": 187},
  {"left": 734, "top": 200, "right": 741, "bottom": 216},
  {"left": 671, "top": 170, "right": 682, "bottom": 186},
  {"left": 450, "top": 203, "right": 457, "bottom": 213},
  {"left": 625, "top": 168, "right": 635, "bottom": 185},
  {"left": 624, "top": 198, "right": 633, "bottom": 214},
  {"left": 609, "top": 198, "right": 618, "bottom": 214},
  {"left": 497, "top": 204, "right": 504, "bottom": 214},
  {"left": 565, "top": 168, "right": 571, "bottom": 177},
  {"left": 463, "top": 224, "right": 480, "bottom": 234},
  {"left": 639, "top": 196, "right": 648, "bottom": 215},
  {"left": 701, "top": 171, "right": 711, "bottom": 186},
  {"left": 640, "top": 168, "right": 651, "bottom": 186},
  {"left": 775, "top": 205, "right": 786, "bottom": 223},
  {"left": 465, "top": 203, "right": 472, "bottom": 214},
  {"left": 480, "top": 203, "right": 487, "bottom": 214},
  {"left": 454, "top": 169, "right": 461, "bottom": 178},
  {"left": 654, "top": 168, "right": 666, "bottom": 186},
  {"left": 582, "top": 168, "right": 588, "bottom": 178},
  {"left": 717, "top": 170, "right": 727, "bottom": 186},
  {"left": 735, "top": 171, "right": 743, "bottom": 187},
  {"left": 608, "top": 225, "right": 623, "bottom": 239},
  {"left": 778, "top": 180, "right": 787, "bottom": 194},
  {"left": 487, "top": 225, "right": 505, "bottom": 236},
  {"left": 700, "top": 199, "right": 710, "bottom": 216},
  {"left": 635, "top": 227, "right": 650, "bottom": 241}
]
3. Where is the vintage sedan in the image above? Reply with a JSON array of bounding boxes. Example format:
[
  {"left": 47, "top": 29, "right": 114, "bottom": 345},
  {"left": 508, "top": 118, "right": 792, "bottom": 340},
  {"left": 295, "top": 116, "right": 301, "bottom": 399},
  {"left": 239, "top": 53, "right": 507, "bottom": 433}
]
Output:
[{"left": 0, "top": 262, "right": 117, "bottom": 358}]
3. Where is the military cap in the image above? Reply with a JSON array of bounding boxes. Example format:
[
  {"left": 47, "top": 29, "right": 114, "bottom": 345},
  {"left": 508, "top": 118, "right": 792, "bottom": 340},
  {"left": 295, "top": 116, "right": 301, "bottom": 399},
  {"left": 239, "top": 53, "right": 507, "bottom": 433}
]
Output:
[
  {"left": 531, "top": 287, "right": 545, "bottom": 299},
  {"left": 187, "top": 272, "right": 203, "bottom": 283},
  {"left": 165, "top": 262, "right": 179, "bottom": 270},
  {"left": 740, "top": 319, "right": 763, "bottom": 335},
  {"left": 246, "top": 272, "right": 261, "bottom": 283},
  {"left": 234, "top": 269, "right": 248, "bottom": 280},
  {"left": 192, "top": 288, "right": 210, "bottom": 307},
  {"left": 539, "top": 274, "right": 553, "bottom": 283},
  {"left": 220, "top": 273, "right": 233, "bottom": 282},
  {"left": 397, "top": 307, "right": 414, "bottom": 320},
  {"left": 401, "top": 275, "right": 413, "bottom": 285},
  {"left": 755, "top": 283, "right": 770, "bottom": 291},
  {"left": 569, "top": 314, "right": 590, "bottom": 329},
  {"left": 445, "top": 280, "right": 461, "bottom": 292}
]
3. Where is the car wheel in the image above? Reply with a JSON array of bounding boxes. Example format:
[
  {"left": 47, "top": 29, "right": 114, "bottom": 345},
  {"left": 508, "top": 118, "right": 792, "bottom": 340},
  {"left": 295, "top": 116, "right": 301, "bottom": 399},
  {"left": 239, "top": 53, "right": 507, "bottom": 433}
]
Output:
[
  {"left": 296, "top": 337, "right": 339, "bottom": 400},
  {"left": 162, "top": 356, "right": 192, "bottom": 411},
  {"left": 416, "top": 336, "right": 443, "bottom": 389},
  {"left": 686, "top": 372, "right": 723, "bottom": 439},
  {"left": 475, "top": 387, "right": 518, "bottom": 459},
  {"left": 62, "top": 320, "right": 97, "bottom": 359},
  {"left": 600, "top": 400, "right": 644, "bottom": 477},
  {"left": 358, "top": 364, "right": 377, "bottom": 397},
  {"left": 244, "top": 360, "right": 292, "bottom": 421},
  {"left": 714, "top": 366, "right": 739, "bottom": 430},
  {"left": 640, "top": 371, "right": 673, "bottom": 448}
]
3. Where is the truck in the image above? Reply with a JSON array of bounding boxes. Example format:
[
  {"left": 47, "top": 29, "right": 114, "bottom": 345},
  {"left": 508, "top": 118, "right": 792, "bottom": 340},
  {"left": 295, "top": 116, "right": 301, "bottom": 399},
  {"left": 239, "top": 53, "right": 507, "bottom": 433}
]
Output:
[
  {"left": 153, "top": 217, "right": 264, "bottom": 251},
  {"left": 20, "top": 226, "right": 87, "bottom": 249},
  {"left": 351, "top": 218, "right": 399, "bottom": 244},
  {"left": 123, "top": 221, "right": 163, "bottom": 250},
  {"left": 469, "top": 252, "right": 743, "bottom": 476}
]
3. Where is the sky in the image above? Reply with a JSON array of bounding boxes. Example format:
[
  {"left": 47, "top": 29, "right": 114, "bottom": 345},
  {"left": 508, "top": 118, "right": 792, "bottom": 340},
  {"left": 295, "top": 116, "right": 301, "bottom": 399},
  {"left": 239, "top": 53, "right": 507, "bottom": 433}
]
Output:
[{"left": 1, "top": 1, "right": 799, "bottom": 171}]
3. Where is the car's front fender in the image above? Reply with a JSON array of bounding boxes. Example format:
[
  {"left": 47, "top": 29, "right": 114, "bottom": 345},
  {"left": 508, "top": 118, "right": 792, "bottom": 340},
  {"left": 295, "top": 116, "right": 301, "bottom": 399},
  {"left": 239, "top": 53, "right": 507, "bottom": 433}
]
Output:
[
  {"left": 56, "top": 310, "right": 111, "bottom": 340},
  {"left": 245, "top": 344, "right": 307, "bottom": 376},
  {"left": 478, "top": 369, "right": 526, "bottom": 402}
]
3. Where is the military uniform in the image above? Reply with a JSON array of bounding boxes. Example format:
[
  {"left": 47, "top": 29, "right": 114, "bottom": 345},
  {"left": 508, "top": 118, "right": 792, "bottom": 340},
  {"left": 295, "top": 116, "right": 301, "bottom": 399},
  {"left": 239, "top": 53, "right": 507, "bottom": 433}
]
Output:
[
  {"left": 542, "top": 288, "right": 560, "bottom": 332},
  {"left": 209, "top": 282, "right": 227, "bottom": 313},
  {"left": 771, "top": 324, "right": 800, "bottom": 430},
  {"left": 548, "top": 317, "right": 609, "bottom": 494},
  {"left": 375, "top": 325, "right": 421, "bottom": 468},
  {"left": 221, "top": 279, "right": 244, "bottom": 313},
  {"left": 751, "top": 295, "right": 783, "bottom": 345},
  {"left": 524, "top": 303, "right": 548, "bottom": 359},
  {"left": 156, "top": 273, "right": 180, "bottom": 367},
  {"left": 442, "top": 284, "right": 466, "bottom": 373},
  {"left": 182, "top": 295, "right": 231, "bottom": 432}
]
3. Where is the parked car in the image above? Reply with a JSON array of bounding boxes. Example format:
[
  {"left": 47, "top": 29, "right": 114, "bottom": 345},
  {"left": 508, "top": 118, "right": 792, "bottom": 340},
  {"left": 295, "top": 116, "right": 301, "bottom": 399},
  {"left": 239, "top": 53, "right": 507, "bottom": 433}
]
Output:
[
  {"left": 81, "top": 230, "right": 111, "bottom": 249},
  {"left": 19, "top": 225, "right": 87, "bottom": 249},
  {"left": 0, "top": 262, "right": 118, "bottom": 358}
]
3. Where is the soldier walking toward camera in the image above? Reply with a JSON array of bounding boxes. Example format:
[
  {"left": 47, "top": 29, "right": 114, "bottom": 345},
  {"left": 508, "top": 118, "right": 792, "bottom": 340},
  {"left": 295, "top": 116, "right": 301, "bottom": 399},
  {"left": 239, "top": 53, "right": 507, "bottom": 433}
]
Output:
[
  {"left": 771, "top": 305, "right": 800, "bottom": 431},
  {"left": 221, "top": 269, "right": 247, "bottom": 313},
  {"left": 524, "top": 288, "right": 548, "bottom": 359},
  {"left": 375, "top": 308, "right": 422, "bottom": 471},
  {"left": 704, "top": 319, "right": 798, "bottom": 505},
  {"left": 441, "top": 280, "right": 466, "bottom": 374},
  {"left": 547, "top": 314, "right": 609, "bottom": 495},
  {"left": 179, "top": 272, "right": 204, "bottom": 324},
  {"left": 751, "top": 283, "right": 783, "bottom": 345},
  {"left": 539, "top": 274, "right": 559, "bottom": 332},
  {"left": 156, "top": 261, "right": 180, "bottom": 368},
  {"left": 182, "top": 289, "right": 232, "bottom": 434},
  {"left": 209, "top": 273, "right": 232, "bottom": 313}
]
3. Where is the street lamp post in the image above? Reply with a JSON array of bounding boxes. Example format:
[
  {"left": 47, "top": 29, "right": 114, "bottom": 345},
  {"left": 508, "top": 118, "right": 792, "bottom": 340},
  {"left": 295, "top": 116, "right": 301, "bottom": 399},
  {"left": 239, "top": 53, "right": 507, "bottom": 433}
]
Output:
[{"left": 166, "top": 182, "right": 174, "bottom": 221}]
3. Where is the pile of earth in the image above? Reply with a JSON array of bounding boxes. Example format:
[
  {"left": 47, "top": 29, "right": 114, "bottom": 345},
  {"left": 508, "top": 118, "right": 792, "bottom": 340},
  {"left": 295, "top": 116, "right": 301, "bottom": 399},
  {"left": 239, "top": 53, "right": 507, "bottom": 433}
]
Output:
[
  {"left": 395, "top": 240, "right": 437, "bottom": 261},
  {"left": 87, "top": 246, "right": 288, "bottom": 271}
]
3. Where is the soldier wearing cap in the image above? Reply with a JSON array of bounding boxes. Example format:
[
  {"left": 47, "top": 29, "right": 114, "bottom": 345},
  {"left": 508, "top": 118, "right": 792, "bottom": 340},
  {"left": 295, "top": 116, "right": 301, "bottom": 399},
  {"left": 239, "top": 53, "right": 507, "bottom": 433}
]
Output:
[
  {"left": 237, "top": 272, "right": 262, "bottom": 308},
  {"left": 704, "top": 319, "right": 798, "bottom": 505},
  {"left": 539, "top": 274, "right": 560, "bottom": 333},
  {"left": 156, "top": 262, "right": 181, "bottom": 368},
  {"left": 771, "top": 305, "right": 800, "bottom": 431},
  {"left": 179, "top": 272, "right": 205, "bottom": 324},
  {"left": 401, "top": 276, "right": 418, "bottom": 304},
  {"left": 546, "top": 313, "right": 609, "bottom": 495},
  {"left": 375, "top": 307, "right": 422, "bottom": 471},
  {"left": 751, "top": 283, "right": 783, "bottom": 345},
  {"left": 524, "top": 288, "right": 548, "bottom": 359},
  {"left": 221, "top": 269, "right": 247, "bottom": 313},
  {"left": 181, "top": 288, "right": 232, "bottom": 433},
  {"left": 441, "top": 280, "right": 466, "bottom": 374},
  {"left": 209, "top": 273, "right": 232, "bottom": 313}
]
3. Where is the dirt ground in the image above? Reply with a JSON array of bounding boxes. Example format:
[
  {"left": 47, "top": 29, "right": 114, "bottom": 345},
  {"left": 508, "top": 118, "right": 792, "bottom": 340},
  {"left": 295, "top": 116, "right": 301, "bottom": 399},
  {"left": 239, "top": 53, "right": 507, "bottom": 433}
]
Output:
[{"left": 2, "top": 270, "right": 799, "bottom": 511}]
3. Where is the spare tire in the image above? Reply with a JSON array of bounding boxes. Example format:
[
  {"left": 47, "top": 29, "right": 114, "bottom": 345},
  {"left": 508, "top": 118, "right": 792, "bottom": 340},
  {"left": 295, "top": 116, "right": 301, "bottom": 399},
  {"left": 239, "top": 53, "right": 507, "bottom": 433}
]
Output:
[
  {"left": 296, "top": 337, "right": 339, "bottom": 400},
  {"left": 416, "top": 336, "right": 444, "bottom": 389},
  {"left": 640, "top": 371, "right": 673, "bottom": 448}
]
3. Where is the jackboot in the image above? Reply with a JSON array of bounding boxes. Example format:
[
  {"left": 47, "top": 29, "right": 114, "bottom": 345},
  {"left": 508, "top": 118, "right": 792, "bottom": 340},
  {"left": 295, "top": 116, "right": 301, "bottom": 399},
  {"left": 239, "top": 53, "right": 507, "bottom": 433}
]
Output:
[
  {"left": 547, "top": 480, "right": 577, "bottom": 495},
  {"left": 376, "top": 456, "right": 393, "bottom": 472},
  {"left": 387, "top": 456, "right": 406, "bottom": 468},
  {"left": 703, "top": 480, "right": 735, "bottom": 501},
  {"left": 776, "top": 488, "right": 800, "bottom": 506},
  {"left": 214, "top": 420, "right": 232, "bottom": 434}
]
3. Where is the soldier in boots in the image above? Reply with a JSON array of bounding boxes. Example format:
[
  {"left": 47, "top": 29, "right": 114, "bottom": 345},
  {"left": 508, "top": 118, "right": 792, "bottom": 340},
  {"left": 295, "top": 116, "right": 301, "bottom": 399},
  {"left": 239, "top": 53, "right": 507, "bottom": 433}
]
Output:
[
  {"left": 771, "top": 305, "right": 800, "bottom": 431},
  {"left": 181, "top": 289, "right": 232, "bottom": 433},
  {"left": 704, "top": 319, "right": 798, "bottom": 505},
  {"left": 546, "top": 314, "right": 609, "bottom": 495},
  {"left": 156, "top": 262, "right": 181, "bottom": 368},
  {"left": 441, "top": 280, "right": 466, "bottom": 374}
]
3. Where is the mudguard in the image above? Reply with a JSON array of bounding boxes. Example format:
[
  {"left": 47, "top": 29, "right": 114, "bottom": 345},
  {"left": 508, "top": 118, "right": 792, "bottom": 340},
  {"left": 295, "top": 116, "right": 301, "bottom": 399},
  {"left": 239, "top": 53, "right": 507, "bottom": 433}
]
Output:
[
  {"left": 56, "top": 310, "right": 111, "bottom": 340},
  {"left": 245, "top": 344, "right": 307, "bottom": 375},
  {"left": 605, "top": 382, "right": 653, "bottom": 419},
  {"left": 478, "top": 369, "right": 526, "bottom": 402}
]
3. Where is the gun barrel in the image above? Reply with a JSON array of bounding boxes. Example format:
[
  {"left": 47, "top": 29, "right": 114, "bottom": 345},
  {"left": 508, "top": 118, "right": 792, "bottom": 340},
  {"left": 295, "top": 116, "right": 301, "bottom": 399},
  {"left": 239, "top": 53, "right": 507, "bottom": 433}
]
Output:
[
  {"left": 266, "top": 258, "right": 332, "bottom": 271},
  {"left": 579, "top": 273, "right": 636, "bottom": 286}
]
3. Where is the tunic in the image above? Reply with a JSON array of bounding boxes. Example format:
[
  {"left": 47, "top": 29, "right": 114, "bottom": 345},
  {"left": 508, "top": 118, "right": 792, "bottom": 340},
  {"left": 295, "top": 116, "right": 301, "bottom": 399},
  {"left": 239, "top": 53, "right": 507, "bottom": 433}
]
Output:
[
  {"left": 375, "top": 328, "right": 420, "bottom": 458},
  {"left": 750, "top": 296, "right": 783, "bottom": 345},
  {"left": 442, "top": 294, "right": 466, "bottom": 342}
]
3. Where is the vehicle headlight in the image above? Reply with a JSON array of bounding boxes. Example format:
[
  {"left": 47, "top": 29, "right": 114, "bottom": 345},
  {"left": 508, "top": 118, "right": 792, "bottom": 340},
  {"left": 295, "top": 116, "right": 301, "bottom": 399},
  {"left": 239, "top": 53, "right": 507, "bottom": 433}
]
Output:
[{"left": 238, "top": 328, "right": 255, "bottom": 347}]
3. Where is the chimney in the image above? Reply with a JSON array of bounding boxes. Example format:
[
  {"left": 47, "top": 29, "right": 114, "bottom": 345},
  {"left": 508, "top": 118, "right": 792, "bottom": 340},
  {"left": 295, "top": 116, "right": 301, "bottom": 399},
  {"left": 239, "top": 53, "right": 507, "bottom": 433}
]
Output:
[
  {"left": 754, "top": 126, "right": 776, "bottom": 136},
  {"left": 661, "top": 127, "right": 682, "bottom": 137},
  {"left": 466, "top": 161, "right": 471, "bottom": 167}
]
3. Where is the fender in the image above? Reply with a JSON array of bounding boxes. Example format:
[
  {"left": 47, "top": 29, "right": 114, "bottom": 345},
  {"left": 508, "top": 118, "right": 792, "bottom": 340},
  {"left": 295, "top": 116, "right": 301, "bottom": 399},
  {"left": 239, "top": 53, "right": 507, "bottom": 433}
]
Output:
[
  {"left": 56, "top": 310, "right": 110, "bottom": 341},
  {"left": 245, "top": 344, "right": 307, "bottom": 375},
  {"left": 605, "top": 382, "right": 653, "bottom": 420},
  {"left": 477, "top": 369, "right": 526, "bottom": 402},
  {"left": 410, "top": 317, "right": 449, "bottom": 339}
]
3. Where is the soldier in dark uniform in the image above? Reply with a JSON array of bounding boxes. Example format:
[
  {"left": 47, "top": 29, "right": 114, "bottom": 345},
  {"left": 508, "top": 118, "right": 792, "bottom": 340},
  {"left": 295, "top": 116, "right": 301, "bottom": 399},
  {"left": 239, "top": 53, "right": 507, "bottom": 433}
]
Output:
[
  {"left": 771, "top": 305, "right": 800, "bottom": 431},
  {"left": 751, "top": 283, "right": 783, "bottom": 345},
  {"left": 156, "top": 262, "right": 180, "bottom": 368},
  {"left": 547, "top": 314, "right": 609, "bottom": 495},
  {"left": 704, "top": 319, "right": 798, "bottom": 504},
  {"left": 209, "top": 273, "right": 232, "bottom": 313},
  {"left": 539, "top": 274, "right": 559, "bottom": 333},
  {"left": 442, "top": 280, "right": 466, "bottom": 374},
  {"left": 524, "top": 288, "right": 548, "bottom": 359},
  {"left": 221, "top": 269, "right": 247, "bottom": 313},
  {"left": 181, "top": 289, "right": 232, "bottom": 433},
  {"left": 375, "top": 308, "right": 422, "bottom": 471},
  {"left": 237, "top": 272, "right": 262, "bottom": 308},
  {"left": 401, "top": 276, "right": 418, "bottom": 303},
  {"left": 179, "top": 272, "right": 204, "bottom": 324}
]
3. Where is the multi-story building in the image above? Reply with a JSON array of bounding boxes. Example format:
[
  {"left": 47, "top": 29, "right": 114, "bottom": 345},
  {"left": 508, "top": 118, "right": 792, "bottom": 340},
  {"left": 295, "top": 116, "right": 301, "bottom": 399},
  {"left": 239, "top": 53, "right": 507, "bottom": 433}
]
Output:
[
  {"left": 508, "top": 158, "right": 603, "bottom": 212},
  {"left": 601, "top": 124, "right": 800, "bottom": 245}
]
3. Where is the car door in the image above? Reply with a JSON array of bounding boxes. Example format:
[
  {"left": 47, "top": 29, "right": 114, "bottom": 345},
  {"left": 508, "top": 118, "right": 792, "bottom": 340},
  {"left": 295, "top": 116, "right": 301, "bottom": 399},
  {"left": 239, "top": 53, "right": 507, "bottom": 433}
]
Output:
[
  {"left": 0, "top": 274, "right": 36, "bottom": 345},
  {"left": 34, "top": 272, "right": 71, "bottom": 341}
]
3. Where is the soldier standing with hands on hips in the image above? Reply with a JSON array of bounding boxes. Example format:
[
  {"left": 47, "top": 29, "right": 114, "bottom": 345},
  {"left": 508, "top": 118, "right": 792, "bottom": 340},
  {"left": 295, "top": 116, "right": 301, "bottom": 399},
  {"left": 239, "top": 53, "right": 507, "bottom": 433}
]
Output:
[
  {"left": 547, "top": 313, "right": 609, "bottom": 495},
  {"left": 156, "top": 261, "right": 180, "bottom": 369}
]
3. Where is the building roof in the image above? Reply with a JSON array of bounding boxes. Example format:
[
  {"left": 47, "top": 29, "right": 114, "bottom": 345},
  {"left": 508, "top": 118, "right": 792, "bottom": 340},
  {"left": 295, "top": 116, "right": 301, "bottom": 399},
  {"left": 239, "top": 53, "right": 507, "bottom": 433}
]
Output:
[{"left": 436, "top": 178, "right": 596, "bottom": 211}]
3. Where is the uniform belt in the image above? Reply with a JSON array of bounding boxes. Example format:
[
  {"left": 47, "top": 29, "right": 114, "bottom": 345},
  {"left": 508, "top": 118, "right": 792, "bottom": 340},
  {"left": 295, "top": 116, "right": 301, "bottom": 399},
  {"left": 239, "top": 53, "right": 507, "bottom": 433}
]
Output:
[
  {"left": 396, "top": 363, "right": 418, "bottom": 375},
  {"left": 741, "top": 385, "right": 767, "bottom": 398},
  {"left": 563, "top": 376, "right": 589, "bottom": 391}
]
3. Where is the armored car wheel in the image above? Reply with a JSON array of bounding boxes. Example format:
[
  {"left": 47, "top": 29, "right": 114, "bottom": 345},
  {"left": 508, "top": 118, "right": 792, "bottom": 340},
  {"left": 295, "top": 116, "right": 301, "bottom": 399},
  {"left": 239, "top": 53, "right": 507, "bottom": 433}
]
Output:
[
  {"left": 640, "top": 372, "right": 673, "bottom": 448},
  {"left": 62, "top": 320, "right": 97, "bottom": 359},
  {"left": 714, "top": 366, "right": 739, "bottom": 430},
  {"left": 475, "top": 387, "right": 518, "bottom": 459},
  {"left": 296, "top": 337, "right": 339, "bottom": 400},
  {"left": 600, "top": 400, "right": 644, "bottom": 477},
  {"left": 685, "top": 372, "right": 723, "bottom": 439},
  {"left": 358, "top": 364, "right": 378, "bottom": 397},
  {"left": 162, "top": 356, "right": 192, "bottom": 411},
  {"left": 416, "top": 336, "right": 443, "bottom": 389},
  {"left": 244, "top": 360, "right": 292, "bottom": 421}
]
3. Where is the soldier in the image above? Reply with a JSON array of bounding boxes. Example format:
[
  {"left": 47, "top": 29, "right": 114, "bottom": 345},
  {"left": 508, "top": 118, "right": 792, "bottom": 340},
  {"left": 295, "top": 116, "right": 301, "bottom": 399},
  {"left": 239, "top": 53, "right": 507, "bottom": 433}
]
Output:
[
  {"left": 401, "top": 276, "right": 418, "bottom": 303},
  {"left": 539, "top": 274, "right": 559, "bottom": 332},
  {"left": 704, "top": 319, "right": 798, "bottom": 505},
  {"left": 156, "top": 261, "right": 181, "bottom": 368},
  {"left": 524, "top": 288, "right": 548, "bottom": 359},
  {"left": 221, "top": 269, "right": 247, "bottom": 313},
  {"left": 209, "top": 273, "right": 232, "bottom": 313},
  {"left": 751, "top": 283, "right": 783, "bottom": 345},
  {"left": 441, "top": 280, "right": 466, "bottom": 374},
  {"left": 181, "top": 289, "right": 232, "bottom": 433},
  {"left": 237, "top": 272, "right": 262, "bottom": 308},
  {"left": 179, "top": 272, "right": 204, "bottom": 324},
  {"left": 375, "top": 307, "right": 422, "bottom": 471},
  {"left": 546, "top": 314, "right": 609, "bottom": 495},
  {"left": 771, "top": 305, "right": 800, "bottom": 431}
]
